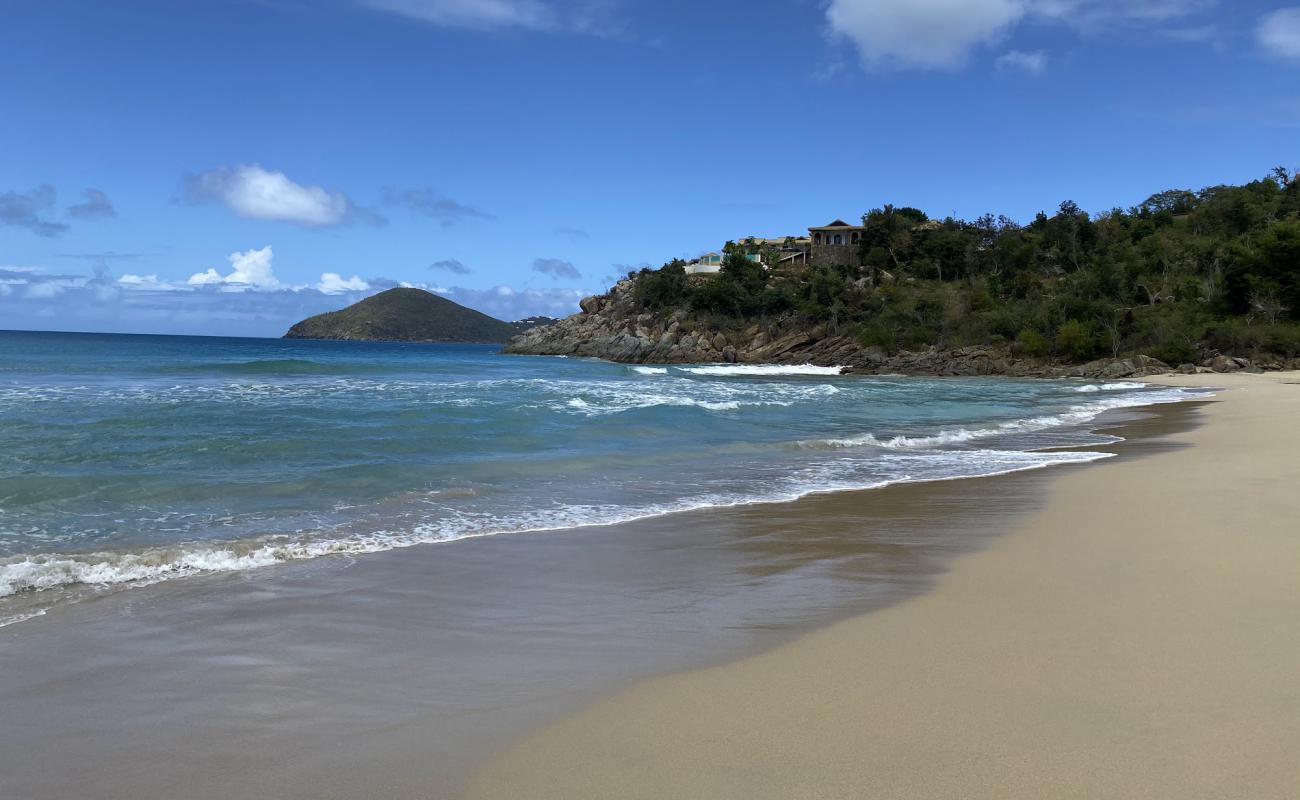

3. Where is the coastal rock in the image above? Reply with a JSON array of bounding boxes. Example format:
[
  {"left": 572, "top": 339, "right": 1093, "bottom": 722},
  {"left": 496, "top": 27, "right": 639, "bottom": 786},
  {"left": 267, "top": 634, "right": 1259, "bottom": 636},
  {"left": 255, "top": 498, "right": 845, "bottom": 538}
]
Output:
[
  {"left": 1204, "top": 354, "right": 1248, "bottom": 372},
  {"left": 504, "top": 285, "right": 1251, "bottom": 378}
]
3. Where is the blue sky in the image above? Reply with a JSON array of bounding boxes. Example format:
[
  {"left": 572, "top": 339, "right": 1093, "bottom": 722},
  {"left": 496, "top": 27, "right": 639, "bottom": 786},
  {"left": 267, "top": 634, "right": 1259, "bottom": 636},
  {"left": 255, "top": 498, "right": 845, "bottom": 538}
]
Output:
[{"left": 2, "top": 0, "right": 1298, "bottom": 336}]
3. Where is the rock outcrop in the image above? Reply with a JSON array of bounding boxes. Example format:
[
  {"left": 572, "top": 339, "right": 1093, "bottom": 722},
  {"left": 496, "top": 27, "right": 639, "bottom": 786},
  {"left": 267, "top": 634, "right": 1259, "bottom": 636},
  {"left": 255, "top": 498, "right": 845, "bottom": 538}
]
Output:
[{"left": 506, "top": 280, "right": 1286, "bottom": 377}]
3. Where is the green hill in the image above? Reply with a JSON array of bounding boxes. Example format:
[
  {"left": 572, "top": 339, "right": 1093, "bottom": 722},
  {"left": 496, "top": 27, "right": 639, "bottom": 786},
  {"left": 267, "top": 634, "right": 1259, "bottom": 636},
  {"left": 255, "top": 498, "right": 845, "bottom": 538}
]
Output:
[{"left": 284, "top": 288, "right": 531, "bottom": 343}]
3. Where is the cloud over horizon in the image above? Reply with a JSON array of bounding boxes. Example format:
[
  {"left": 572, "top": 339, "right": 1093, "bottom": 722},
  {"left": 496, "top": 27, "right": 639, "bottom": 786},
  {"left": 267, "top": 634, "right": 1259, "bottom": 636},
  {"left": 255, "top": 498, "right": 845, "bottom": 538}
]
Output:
[{"left": 1, "top": 255, "right": 587, "bottom": 337}]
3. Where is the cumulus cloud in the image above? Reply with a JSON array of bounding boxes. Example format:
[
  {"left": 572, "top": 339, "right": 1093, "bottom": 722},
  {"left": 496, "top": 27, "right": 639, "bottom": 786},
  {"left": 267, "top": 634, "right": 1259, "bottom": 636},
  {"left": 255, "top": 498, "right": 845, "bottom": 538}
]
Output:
[
  {"left": 317, "top": 272, "right": 370, "bottom": 293},
  {"left": 826, "top": 0, "right": 1024, "bottom": 70},
  {"left": 383, "top": 188, "right": 493, "bottom": 227},
  {"left": 531, "top": 257, "right": 581, "bottom": 279},
  {"left": 1258, "top": 7, "right": 1300, "bottom": 61},
  {"left": 826, "top": 0, "right": 1216, "bottom": 70},
  {"left": 188, "top": 245, "right": 282, "bottom": 289},
  {"left": 430, "top": 258, "right": 473, "bottom": 274},
  {"left": 996, "top": 49, "right": 1048, "bottom": 73},
  {"left": 1, "top": 185, "right": 69, "bottom": 237},
  {"left": 67, "top": 188, "right": 116, "bottom": 220},
  {"left": 183, "top": 165, "right": 378, "bottom": 227}
]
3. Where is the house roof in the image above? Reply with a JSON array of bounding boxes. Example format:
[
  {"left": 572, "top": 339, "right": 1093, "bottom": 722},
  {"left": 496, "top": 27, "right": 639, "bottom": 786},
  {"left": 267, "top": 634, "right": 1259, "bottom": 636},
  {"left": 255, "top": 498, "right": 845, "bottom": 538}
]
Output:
[{"left": 808, "top": 219, "right": 864, "bottom": 231}]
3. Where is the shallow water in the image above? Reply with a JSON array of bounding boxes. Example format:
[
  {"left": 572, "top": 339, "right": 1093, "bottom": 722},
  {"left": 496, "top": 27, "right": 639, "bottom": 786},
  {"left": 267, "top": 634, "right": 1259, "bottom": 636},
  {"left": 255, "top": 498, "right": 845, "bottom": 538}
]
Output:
[{"left": 0, "top": 330, "right": 1206, "bottom": 620}]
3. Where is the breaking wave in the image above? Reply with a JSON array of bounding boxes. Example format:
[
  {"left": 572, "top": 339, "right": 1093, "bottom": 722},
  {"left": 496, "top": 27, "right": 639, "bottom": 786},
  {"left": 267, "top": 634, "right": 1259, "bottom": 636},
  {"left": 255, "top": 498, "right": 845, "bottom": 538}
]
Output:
[
  {"left": 678, "top": 364, "right": 846, "bottom": 377},
  {"left": 1074, "top": 381, "right": 1148, "bottom": 392},
  {"left": 804, "top": 386, "right": 1206, "bottom": 450}
]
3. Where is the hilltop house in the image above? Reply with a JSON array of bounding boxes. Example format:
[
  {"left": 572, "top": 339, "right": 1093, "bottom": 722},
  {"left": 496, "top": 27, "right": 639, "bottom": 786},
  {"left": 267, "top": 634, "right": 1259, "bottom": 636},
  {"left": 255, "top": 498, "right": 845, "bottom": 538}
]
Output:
[
  {"left": 808, "top": 219, "right": 866, "bottom": 266},
  {"left": 686, "top": 219, "right": 866, "bottom": 273}
]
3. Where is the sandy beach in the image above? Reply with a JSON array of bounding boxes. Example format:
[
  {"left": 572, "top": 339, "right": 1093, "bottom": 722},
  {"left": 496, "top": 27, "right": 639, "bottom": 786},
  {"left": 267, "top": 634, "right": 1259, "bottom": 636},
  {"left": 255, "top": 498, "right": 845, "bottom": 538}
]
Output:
[{"left": 467, "top": 372, "right": 1300, "bottom": 799}]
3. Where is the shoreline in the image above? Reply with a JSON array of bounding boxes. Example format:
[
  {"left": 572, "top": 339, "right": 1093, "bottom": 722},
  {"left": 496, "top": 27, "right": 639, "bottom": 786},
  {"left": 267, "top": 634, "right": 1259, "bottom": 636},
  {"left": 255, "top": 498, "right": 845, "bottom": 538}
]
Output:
[
  {"left": 0, "top": 375, "right": 1196, "bottom": 628},
  {"left": 0, "top": 386, "right": 1203, "bottom": 800},
  {"left": 465, "top": 371, "right": 1300, "bottom": 799}
]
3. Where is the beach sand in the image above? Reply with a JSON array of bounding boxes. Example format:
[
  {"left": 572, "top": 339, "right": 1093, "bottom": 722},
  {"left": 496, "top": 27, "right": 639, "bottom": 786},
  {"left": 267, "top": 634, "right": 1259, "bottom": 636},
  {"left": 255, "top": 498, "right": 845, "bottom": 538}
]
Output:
[{"left": 466, "top": 372, "right": 1300, "bottom": 800}]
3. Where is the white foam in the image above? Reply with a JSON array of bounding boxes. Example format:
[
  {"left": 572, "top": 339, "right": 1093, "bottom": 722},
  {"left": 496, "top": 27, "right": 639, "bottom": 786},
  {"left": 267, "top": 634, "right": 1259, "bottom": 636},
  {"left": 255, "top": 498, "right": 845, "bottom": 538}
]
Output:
[
  {"left": 807, "top": 387, "right": 1210, "bottom": 450},
  {"left": 631, "top": 366, "right": 668, "bottom": 375},
  {"left": 679, "top": 364, "right": 846, "bottom": 377},
  {"left": 1074, "top": 382, "right": 1147, "bottom": 392}
]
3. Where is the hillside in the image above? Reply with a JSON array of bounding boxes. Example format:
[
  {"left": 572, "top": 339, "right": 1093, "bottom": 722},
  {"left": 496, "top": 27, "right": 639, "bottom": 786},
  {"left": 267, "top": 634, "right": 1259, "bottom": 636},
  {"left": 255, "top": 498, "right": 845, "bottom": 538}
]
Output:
[
  {"left": 285, "top": 288, "right": 536, "bottom": 343},
  {"left": 508, "top": 169, "right": 1300, "bottom": 376}
]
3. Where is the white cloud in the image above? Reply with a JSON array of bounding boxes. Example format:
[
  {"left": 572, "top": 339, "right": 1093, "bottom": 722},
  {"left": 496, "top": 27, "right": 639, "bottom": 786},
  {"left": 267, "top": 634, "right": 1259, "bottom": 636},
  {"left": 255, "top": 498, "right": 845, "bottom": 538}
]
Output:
[
  {"left": 1035, "top": 1, "right": 1216, "bottom": 27},
  {"left": 361, "top": 0, "right": 556, "bottom": 30},
  {"left": 184, "top": 165, "right": 359, "bottom": 226},
  {"left": 826, "top": 0, "right": 1216, "bottom": 70},
  {"left": 317, "top": 272, "right": 370, "bottom": 293},
  {"left": 1258, "top": 7, "right": 1300, "bottom": 62},
  {"left": 188, "top": 245, "right": 282, "bottom": 290},
  {"left": 25, "top": 282, "right": 63, "bottom": 299},
  {"left": 118, "top": 273, "right": 189, "bottom": 292},
  {"left": 826, "top": 0, "right": 1026, "bottom": 70},
  {"left": 996, "top": 48, "right": 1048, "bottom": 73}
]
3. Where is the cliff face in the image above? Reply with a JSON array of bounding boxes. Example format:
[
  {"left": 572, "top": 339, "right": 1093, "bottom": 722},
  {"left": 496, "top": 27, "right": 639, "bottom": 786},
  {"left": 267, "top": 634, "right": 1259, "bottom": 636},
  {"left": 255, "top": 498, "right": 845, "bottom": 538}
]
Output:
[
  {"left": 505, "top": 279, "right": 1280, "bottom": 378},
  {"left": 285, "top": 288, "right": 533, "bottom": 343}
]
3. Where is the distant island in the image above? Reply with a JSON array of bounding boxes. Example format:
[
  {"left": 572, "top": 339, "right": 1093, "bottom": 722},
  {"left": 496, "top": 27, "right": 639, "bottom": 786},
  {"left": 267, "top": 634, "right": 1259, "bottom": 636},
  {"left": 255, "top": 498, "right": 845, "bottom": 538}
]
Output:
[
  {"left": 284, "top": 288, "right": 554, "bottom": 344},
  {"left": 508, "top": 169, "right": 1300, "bottom": 377}
]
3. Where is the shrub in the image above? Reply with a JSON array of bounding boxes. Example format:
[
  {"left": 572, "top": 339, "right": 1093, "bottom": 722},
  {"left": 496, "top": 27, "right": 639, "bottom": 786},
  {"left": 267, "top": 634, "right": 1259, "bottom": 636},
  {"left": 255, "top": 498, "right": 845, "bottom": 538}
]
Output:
[
  {"left": 637, "top": 263, "right": 687, "bottom": 310},
  {"left": 1056, "top": 319, "right": 1098, "bottom": 361},
  {"left": 1015, "top": 328, "right": 1050, "bottom": 358}
]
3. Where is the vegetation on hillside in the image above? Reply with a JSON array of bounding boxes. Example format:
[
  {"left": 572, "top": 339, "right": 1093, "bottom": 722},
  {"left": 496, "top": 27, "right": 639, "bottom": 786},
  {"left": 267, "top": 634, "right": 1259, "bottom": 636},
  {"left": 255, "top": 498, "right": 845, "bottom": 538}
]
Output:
[
  {"left": 631, "top": 169, "right": 1300, "bottom": 365},
  {"left": 284, "top": 287, "right": 527, "bottom": 343}
]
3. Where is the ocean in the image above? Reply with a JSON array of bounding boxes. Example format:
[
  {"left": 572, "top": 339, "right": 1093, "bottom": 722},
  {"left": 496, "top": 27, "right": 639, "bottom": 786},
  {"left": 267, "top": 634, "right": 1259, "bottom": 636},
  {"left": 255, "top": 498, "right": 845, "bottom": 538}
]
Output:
[{"left": 0, "top": 329, "right": 1205, "bottom": 624}]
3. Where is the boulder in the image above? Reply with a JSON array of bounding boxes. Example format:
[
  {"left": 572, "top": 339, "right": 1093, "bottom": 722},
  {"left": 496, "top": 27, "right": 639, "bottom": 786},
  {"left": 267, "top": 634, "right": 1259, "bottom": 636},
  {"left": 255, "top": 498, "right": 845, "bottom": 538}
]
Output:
[{"left": 1205, "top": 354, "right": 1248, "bottom": 372}]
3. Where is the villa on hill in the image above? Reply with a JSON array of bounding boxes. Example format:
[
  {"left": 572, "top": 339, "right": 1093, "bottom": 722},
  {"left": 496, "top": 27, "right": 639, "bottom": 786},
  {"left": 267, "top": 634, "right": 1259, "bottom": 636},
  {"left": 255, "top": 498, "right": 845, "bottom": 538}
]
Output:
[{"left": 684, "top": 219, "right": 867, "bottom": 274}]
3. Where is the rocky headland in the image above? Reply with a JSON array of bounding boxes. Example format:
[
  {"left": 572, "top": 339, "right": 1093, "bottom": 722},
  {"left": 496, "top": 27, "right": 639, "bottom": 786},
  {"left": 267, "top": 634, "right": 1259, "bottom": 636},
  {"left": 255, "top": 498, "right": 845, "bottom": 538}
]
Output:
[{"left": 505, "top": 278, "right": 1291, "bottom": 378}]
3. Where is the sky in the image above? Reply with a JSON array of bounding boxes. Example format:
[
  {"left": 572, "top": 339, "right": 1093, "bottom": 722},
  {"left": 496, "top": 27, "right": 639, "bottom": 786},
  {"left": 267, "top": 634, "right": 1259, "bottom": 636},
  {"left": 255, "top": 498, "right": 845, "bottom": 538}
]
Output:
[{"left": 2, "top": 0, "right": 1298, "bottom": 337}]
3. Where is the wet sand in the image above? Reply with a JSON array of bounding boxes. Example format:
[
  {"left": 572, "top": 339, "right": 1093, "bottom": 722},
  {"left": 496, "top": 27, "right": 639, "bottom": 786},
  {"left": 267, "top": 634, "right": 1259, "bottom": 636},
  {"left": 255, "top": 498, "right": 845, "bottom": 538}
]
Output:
[
  {"left": 0, "top": 400, "right": 1198, "bottom": 800},
  {"left": 466, "top": 372, "right": 1300, "bottom": 799}
]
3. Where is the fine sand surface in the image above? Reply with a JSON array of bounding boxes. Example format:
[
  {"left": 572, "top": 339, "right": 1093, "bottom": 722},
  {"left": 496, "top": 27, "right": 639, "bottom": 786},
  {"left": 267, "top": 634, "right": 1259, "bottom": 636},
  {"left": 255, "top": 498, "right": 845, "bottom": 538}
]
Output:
[{"left": 467, "top": 372, "right": 1300, "bottom": 800}]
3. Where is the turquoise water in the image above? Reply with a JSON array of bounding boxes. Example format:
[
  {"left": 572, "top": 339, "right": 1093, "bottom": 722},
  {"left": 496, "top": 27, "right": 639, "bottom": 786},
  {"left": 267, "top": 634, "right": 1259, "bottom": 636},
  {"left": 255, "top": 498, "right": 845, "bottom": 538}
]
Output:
[{"left": 0, "top": 330, "right": 1204, "bottom": 614}]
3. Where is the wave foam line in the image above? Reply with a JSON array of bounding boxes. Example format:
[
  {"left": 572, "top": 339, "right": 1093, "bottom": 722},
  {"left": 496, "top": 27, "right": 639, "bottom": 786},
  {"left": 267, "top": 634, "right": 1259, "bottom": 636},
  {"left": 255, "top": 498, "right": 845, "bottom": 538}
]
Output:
[
  {"left": 1074, "top": 381, "right": 1148, "bottom": 392},
  {"left": 679, "top": 364, "right": 846, "bottom": 377},
  {"left": 0, "top": 450, "right": 1111, "bottom": 602},
  {"left": 806, "top": 386, "right": 1209, "bottom": 450}
]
